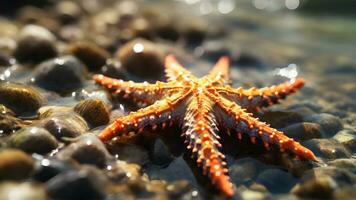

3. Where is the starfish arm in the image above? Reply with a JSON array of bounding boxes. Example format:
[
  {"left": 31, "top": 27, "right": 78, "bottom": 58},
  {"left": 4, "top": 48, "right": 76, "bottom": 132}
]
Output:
[
  {"left": 204, "top": 56, "right": 230, "bottom": 86},
  {"left": 164, "top": 55, "right": 196, "bottom": 82},
  {"left": 93, "top": 74, "right": 179, "bottom": 104},
  {"left": 183, "top": 93, "right": 234, "bottom": 197},
  {"left": 99, "top": 90, "right": 191, "bottom": 141},
  {"left": 216, "top": 78, "right": 305, "bottom": 112},
  {"left": 206, "top": 90, "right": 316, "bottom": 161}
]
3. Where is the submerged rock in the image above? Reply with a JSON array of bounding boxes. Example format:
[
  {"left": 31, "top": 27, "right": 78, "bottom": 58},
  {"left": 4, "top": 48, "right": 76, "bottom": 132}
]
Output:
[
  {"left": 333, "top": 129, "right": 356, "bottom": 152},
  {"left": 304, "top": 113, "right": 342, "bottom": 137},
  {"left": 0, "top": 182, "right": 49, "bottom": 200},
  {"left": 0, "top": 82, "right": 46, "bottom": 116},
  {"left": 9, "top": 126, "right": 58, "bottom": 154},
  {"left": 56, "top": 134, "right": 112, "bottom": 167},
  {"left": 149, "top": 138, "right": 173, "bottom": 166},
  {"left": 32, "top": 56, "right": 87, "bottom": 94},
  {"left": 117, "top": 38, "right": 164, "bottom": 79},
  {"left": 256, "top": 169, "right": 297, "bottom": 193},
  {"left": 303, "top": 139, "right": 352, "bottom": 159},
  {"left": 13, "top": 24, "right": 57, "bottom": 64},
  {"left": 0, "top": 149, "right": 34, "bottom": 181},
  {"left": 74, "top": 99, "right": 110, "bottom": 128},
  {"left": 282, "top": 122, "right": 324, "bottom": 142},
  {"left": 292, "top": 176, "right": 337, "bottom": 199}
]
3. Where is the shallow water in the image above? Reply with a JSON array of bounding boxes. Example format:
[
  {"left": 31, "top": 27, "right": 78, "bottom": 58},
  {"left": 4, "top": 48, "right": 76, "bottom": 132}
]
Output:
[{"left": 0, "top": 1, "right": 355, "bottom": 199}]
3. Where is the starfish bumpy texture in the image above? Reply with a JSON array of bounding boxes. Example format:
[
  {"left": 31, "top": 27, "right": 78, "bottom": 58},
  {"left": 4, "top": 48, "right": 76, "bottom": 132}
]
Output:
[{"left": 93, "top": 55, "right": 316, "bottom": 197}]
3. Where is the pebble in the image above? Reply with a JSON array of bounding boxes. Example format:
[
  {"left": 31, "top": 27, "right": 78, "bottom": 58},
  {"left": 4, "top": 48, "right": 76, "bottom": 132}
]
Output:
[
  {"left": 55, "top": 1, "right": 82, "bottom": 24},
  {"left": 0, "top": 149, "right": 34, "bottom": 181},
  {"left": 232, "top": 51, "right": 265, "bottom": 69},
  {"left": 0, "top": 51, "right": 11, "bottom": 66},
  {"left": 303, "top": 139, "right": 352, "bottom": 159},
  {"left": 0, "top": 112, "right": 23, "bottom": 135},
  {"left": 128, "top": 17, "right": 154, "bottom": 40},
  {"left": 0, "top": 82, "right": 46, "bottom": 116},
  {"left": 229, "top": 157, "right": 269, "bottom": 186},
  {"left": 149, "top": 138, "right": 173, "bottom": 166},
  {"left": 180, "top": 19, "right": 207, "bottom": 46},
  {"left": 333, "top": 129, "right": 356, "bottom": 152},
  {"left": 13, "top": 25, "right": 57, "bottom": 64},
  {"left": 304, "top": 113, "right": 343, "bottom": 137},
  {"left": 100, "top": 59, "right": 128, "bottom": 79},
  {"left": 145, "top": 156, "right": 198, "bottom": 187},
  {"left": 117, "top": 38, "right": 165, "bottom": 79},
  {"left": 32, "top": 158, "right": 73, "bottom": 182},
  {"left": 32, "top": 56, "right": 87, "bottom": 94},
  {"left": 56, "top": 134, "right": 112, "bottom": 168},
  {"left": 46, "top": 166, "right": 107, "bottom": 200},
  {"left": 0, "top": 182, "right": 49, "bottom": 200},
  {"left": 327, "top": 158, "right": 356, "bottom": 169},
  {"left": 304, "top": 166, "right": 356, "bottom": 187},
  {"left": 261, "top": 111, "right": 304, "bottom": 129},
  {"left": 105, "top": 160, "right": 141, "bottom": 183},
  {"left": 9, "top": 126, "right": 58, "bottom": 154},
  {"left": 292, "top": 176, "right": 337, "bottom": 199},
  {"left": 42, "top": 112, "right": 88, "bottom": 140},
  {"left": 282, "top": 122, "right": 324, "bottom": 142},
  {"left": 108, "top": 143, "right": 149, "bottom": 165},
  {"left": 68, "top": 42, "right": 110, "bottom": 71},
  {"left": 73, "top": 99, "right": 110, "bottom": 128},
  {"left": 256, "top": 169, "right": 297, "bottom": 193}
]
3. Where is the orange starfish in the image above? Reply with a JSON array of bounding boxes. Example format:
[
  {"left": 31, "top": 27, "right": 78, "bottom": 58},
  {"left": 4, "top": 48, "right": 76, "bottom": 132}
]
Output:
[{"left": 93, "top": 55, "right": 316, "bottom": 197}]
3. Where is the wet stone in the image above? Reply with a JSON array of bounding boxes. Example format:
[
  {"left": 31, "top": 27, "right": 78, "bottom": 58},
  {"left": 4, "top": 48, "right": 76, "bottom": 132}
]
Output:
[
  {"left": 292, "top": 176, "right": 337, "bottom": 199},
  {"left": 229, "top": 157, "right": 269, "bottom": 186},
  {"left": 32, "top": 56, "right": 87, "bottom": 94},
  {"left": 117, "top": 38, "right": 165, "bottom": 79},
  {"left": 42, "top": 112, "right": 88, "bottom": 140},
  {"left": 256, "top": 169, "right": 297, "bottom": 193},
  {"left": 55, "top": 1, "right": 82, "bottom": 24},
  {"left": 327, "top": 158, "right": 356, "bottom": 169},
  {"left": 0, "top": 149, "right": 34, "bottom": 181},
  {"left": 145, "top": 156, "right": 198, "bottom": 187},
  {"left": 0, "top": 112, "right": 23, "bottom": 135},
  {"left": 303, "top": 139, "right": 351, "bottom": 159},
  {"left": 105, "top": 160, "right": 141, "bottom": 183},
  {"left": 32, "top": 158, "right": 74, "bottom": 182},
  {"left": 333, "top": 129, "right": 356, "bottom": 152},
  {"left": 0, "top": 82, "right": 46, "bottom": 116},
  {"left": 69, "top": 42, "right": 110, "bottom": 71},
  {"left": 100, "top": 59, "right": 128, "bottom": 79},
  {"left": 261, "top": 111, "right": 304, "bottom": 129},
  {"left": 282, "top": 122, "right": 324, "bottom": 142},
  {"left": 56, "top": 134, "right": 112, "bottom": 168},
  {"left": 232, "top": 52, "right": 265, "bottom": 69},
  {"left": 13, "top": 24, "right": 57, "bottom": 64},
  {"left": 46, "top": 166, "right": 107, "bottom": 200},
  {"left": 73, "top": 98, "right": 110, "bottom": 128},
  {"left": 304, "top": 113, "right": 343, "bottom": 137},
  {"left": 0, "top": 182, "right": 49, "bottom": 200},
  {"left": 9, "top": 126, "right": 58, "bottom": 154},
  {"left": 299, "top": 166, "right": 356, "bottom": 194},
  {"left": 180, "top": 19, "right": 207, "bottom": 46},
  {"left": 149, "top": 138, "right": 173, "bottom": 166},
  {"left": 0, "top": 51, "right": 11, "bottom": 66},
  {"left": 108, "top": 143, "right": 149, "bottom": 165}
]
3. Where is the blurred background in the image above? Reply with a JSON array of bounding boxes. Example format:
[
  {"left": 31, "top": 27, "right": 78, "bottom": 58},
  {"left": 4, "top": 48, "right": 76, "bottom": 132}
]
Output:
[{"left": 0, "top": 1, "right": 355, "bottom": 200}]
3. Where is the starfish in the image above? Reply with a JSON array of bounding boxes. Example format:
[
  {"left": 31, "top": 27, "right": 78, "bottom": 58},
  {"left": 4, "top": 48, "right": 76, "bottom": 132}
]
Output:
[{"left": 93, "top": 55, "right": 316, "bottom": 197}]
